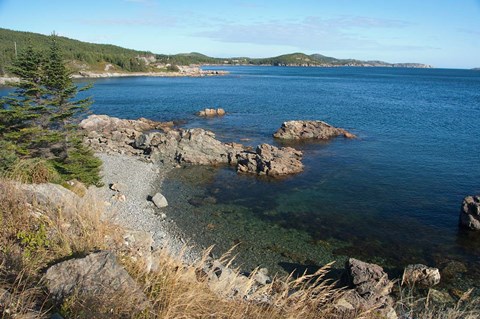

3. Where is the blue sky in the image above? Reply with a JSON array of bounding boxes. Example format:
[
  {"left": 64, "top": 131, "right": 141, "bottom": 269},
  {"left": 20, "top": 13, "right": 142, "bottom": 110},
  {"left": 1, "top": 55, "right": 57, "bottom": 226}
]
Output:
[{"left": 0, "top": 0, "right": 479, "bottom": 68}]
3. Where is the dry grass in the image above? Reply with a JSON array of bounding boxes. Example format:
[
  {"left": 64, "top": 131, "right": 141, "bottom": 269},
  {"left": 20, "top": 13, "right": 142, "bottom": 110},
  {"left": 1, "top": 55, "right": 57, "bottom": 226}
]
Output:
[
  {"left": 121, "top": 247, "right": 344, "bottom": 319},
  {"left": 395, "top": 285, "right": 480, "bottom": 319},
  {"left": 4, "top": 158, "right": 62, "bottom": 184},
  {"left": 1, "top": 177, "right": 479, "bottom": 319},
  {"left": 0, "top": 178, "right": 116, "bottom": 317}
]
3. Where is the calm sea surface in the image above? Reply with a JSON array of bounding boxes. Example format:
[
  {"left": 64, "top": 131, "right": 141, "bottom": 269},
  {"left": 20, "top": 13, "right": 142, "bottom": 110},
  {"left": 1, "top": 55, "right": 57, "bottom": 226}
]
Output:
[{"left": 2, "top": 66, "right": 480, "bottom": 286}]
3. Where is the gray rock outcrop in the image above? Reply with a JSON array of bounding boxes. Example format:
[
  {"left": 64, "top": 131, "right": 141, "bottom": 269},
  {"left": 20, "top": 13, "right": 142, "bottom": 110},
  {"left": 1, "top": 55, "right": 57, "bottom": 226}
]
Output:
[
  {"left": 402, "top": 264, "right": 441, "bottom": 287},
  {"left": 80, "top": 114, "right": 173, "bottom": 155},
  {"left": 81, "top": 115, "right": 305, "bottom": 177},
  {"left": 460, "top": 195, "right": 480, "bottom": 230},
  {"left": 43, "top": 251, "right": 147, "bottom": 308},
  {"left": 273, "top": 120, "right": 356, "bottom": 140},
  {"left": 135, "top": 129, "right": 244, "bottom": 166},
  {"left": 236, "top": 144, "right": 304, "bottom": 176},
  {"left": 1, "top": 181, "right": 81, "bottom": 219},
  {"left": 337, "top": 258, "right": 396, "bottom": 319}
]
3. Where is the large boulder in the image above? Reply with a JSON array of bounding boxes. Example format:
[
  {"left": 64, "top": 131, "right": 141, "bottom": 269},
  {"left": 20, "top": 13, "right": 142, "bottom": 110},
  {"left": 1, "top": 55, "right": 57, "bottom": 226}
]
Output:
[
  {"left": 197, "top": 108, "right": 226, "bottom": 117},
  {"left": 43, "top": 251, "right": 147, "bottom": 308},
  {"left": 273, "top": 120, "right": 356, "bottom": 140},
  {"left": 0, "top": 181, "right": 81, "bottom": 220},
  {"left": 336, "top": 258, "right": 396, "bottom": 319},
  {"left": 346, "top": 258, "right": 392, "bottom": 297},
  {"left": 236, "top": 144, "right": 304, "bottom": 176},
  {"left": 459, "top": 195, "right": 480, "bottom": 230},
  {"left": 402, "top": 264, "right": 441, "bottom": 287}
]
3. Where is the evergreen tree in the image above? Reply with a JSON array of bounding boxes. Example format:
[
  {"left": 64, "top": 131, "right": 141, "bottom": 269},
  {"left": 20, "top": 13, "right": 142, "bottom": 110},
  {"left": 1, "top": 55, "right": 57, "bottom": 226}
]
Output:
[
  {"left": 0, "top": 42, "right": 45, "bottom": 156},
  {"left": 43, "top": 34, "right": 92, "bottom": 130},
  {"left": 9, "top": 43, "right": 45, "bottom": 101},
  {"left": 0, "top": 34, "right": 102, "bottom": 185}
]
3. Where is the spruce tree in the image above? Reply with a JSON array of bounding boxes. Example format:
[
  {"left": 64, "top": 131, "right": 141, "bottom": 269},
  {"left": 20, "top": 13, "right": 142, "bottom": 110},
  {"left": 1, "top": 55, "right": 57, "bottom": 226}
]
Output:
[
  {"left": 0, "top": 43, "right": 45, "bottom": 156},
  {"left": 0, "top": 34, "right": 102, "bottom": 185},
  {"left": 42, "top": 34, "right": 92, "bottom": 130}
]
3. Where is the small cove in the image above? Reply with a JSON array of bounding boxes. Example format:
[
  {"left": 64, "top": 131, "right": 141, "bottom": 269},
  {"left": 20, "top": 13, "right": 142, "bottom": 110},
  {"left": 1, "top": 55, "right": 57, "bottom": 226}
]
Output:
[{"left": 2, "top": 66, "right": 479, "bottom": 289}]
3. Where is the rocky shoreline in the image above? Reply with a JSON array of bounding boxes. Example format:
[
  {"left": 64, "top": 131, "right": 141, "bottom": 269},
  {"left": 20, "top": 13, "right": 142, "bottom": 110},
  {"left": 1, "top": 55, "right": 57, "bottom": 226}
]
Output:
[
  {"left": 0, "top": 68, "right": 227, "bottom": 86},
  {"left": 71, "top": 68, "right": 228, "bottom": 79},
  {"left": 3, "top": 113, "right": 477, "bottom": 318}
]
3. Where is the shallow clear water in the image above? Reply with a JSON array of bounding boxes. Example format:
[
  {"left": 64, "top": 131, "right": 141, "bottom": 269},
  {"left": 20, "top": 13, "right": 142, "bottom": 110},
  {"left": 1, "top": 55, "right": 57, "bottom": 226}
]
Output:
[{"left": 2, "top": 66, "right": 480, "bottom": 286}]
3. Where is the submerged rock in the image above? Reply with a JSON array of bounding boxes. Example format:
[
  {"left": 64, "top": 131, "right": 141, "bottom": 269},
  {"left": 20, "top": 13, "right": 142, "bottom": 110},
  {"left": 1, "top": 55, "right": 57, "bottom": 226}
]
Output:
[
  {"left": 273, "top": 120, "right": 356, "bottom": 140},
  {"left": 402, "top": 264, "right": 441, "bottom": 287},
  {"left": 236, "top": 144, "right": 304, "bottom": 176},
  {"left": 459, "top": 195, "right": 480, "bottom": 230},
  {"left": 427, "top": 288, "right": 455, "bottom": 305}
]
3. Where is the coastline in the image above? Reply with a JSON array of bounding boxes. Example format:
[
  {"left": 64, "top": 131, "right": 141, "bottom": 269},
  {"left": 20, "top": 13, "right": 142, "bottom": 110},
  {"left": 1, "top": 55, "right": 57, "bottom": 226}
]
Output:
[
  {"left": 71, "top": 69, "right": 229, "bottom": 79},
  {"left": 96, "top": 152, "right": 201, "bottom": 264},
  {"left": 0, "top": 69, "right": 228, "bottom": 86}
]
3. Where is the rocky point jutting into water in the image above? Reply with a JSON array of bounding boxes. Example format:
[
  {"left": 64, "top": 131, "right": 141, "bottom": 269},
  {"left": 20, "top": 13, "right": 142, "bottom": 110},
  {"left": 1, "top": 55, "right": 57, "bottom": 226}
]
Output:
[{"left": 80, "top": 114, "right": 304, "bottom": 177}]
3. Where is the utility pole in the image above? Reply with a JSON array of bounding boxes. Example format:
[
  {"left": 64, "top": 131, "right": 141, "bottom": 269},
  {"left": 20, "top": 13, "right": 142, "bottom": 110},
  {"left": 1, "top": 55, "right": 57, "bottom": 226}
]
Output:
[{"left": 14, "top": 41, "right": 17, "bottom": 58}]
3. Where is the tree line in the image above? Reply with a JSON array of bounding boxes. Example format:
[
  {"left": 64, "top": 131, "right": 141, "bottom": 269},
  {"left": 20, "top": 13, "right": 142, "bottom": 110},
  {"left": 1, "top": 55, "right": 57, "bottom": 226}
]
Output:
[{"left": 0, "top": 28, "right": 151, "bottom": 75}]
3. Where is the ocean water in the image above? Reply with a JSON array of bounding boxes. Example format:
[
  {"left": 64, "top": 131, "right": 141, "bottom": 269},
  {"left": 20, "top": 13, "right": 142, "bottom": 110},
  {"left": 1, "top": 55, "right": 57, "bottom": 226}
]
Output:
[{"left": 2, "top": 66, "right": 480, "bottom": 287}]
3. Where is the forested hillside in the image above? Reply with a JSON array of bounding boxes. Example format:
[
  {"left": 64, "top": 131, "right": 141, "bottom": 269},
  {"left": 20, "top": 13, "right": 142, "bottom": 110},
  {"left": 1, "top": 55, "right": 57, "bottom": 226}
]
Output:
[{"left": 0, "top": 28, "right": 153, "bottom": 75}]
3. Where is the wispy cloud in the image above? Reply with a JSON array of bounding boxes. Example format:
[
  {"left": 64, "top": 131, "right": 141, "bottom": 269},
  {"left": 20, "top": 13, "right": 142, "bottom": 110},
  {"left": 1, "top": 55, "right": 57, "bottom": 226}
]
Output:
[
  {"left": 79, "top": 16, "right": 177, "bottom": 27},
  {"left": 195, "top": 16, "right": 423, "bottom": 51},
  {"left": 325, "top": 16, "right": 411, "bottom": 28}
]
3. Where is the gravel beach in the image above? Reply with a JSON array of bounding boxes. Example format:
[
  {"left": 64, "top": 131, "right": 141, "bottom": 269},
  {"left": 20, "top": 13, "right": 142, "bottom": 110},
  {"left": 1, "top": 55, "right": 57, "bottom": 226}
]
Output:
[{"left": 96, "top": 152, "right": 201, "bottom": 263}]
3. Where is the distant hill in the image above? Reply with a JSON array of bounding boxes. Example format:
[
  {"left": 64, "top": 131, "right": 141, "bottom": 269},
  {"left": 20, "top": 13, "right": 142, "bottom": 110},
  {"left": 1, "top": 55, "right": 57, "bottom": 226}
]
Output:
[
  {"left": 473, "top": 68, "right": 480, "bottom": 71},
  {"left": 0, "top": 28, "right": 432, "bottom": 76},
  {"left": 242, "top": 52, "right": 431, "bottom": 68},
  {"left": 0, "top": 28, "right": 157, "bottom": 75},
  {"left": 158, "top": 52, "right": 431, "bottom": 68}
]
